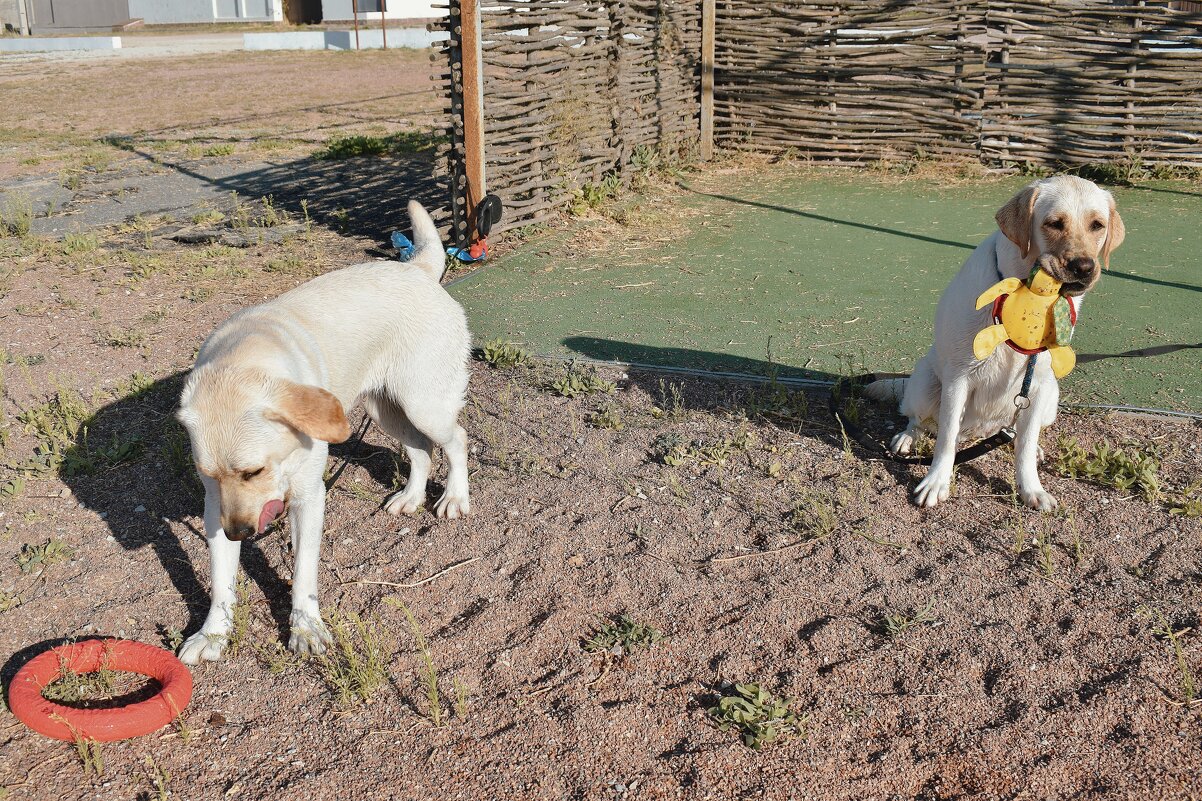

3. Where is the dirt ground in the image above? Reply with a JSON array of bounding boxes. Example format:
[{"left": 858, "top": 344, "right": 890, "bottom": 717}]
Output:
[
  {"left": 0, "top": 214, "right": 1200, "bottom": 798},
  {"left": 1, "top": 43, "right": 1201, "bottom": 801},
  {"left": 0, "top": 48, "right": 440, "bottom": 181}
]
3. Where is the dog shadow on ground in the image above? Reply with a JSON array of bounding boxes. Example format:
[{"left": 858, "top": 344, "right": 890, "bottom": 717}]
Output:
[{"left": 57, "top": 373, "right": 298, "bottom": 645}]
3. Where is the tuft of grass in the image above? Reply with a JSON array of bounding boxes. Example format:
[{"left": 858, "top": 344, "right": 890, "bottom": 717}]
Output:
[
  {"left": 650, "top": 378, "right": 685, "bottom": 420},
  {"left": 96, "top": 326, "right": 147, "bottom": 349},
  {"left": 319, "top": 611, "right": 391, "bottom": 707},
  {"left": 788, "top": 487, "right": 840, "bottom": 541},
  {"left": 1136, "top": 605, "right": 1198, "bottom": 707},
  {"left": 480, "top": 339, "right": 530, "bottom": 369},
  {"left": 386, "top": 598, "right": 442, "bottom": 726},
  {"left": 0, "top": 193, "right": 34, "bottom": 237},
  {"left": 1053, "top": 436, "right": 1161, "bottom": 502},
  {"left": 569, "top": 173, "right": 623, "bottom": 216},
  {"left": 203, "top": 143, "right": 236, "bottom": 157},
  {"left": 17, "top": 538, "right": 74, "bottom": 574},
  {"left": 71, "top": 732, "right": 104, "bottom": 777},
  {"left": 453, "top": 676, "right": 469, "bottom": 720},
  {"left": 143, "top": 756, "right": 170, "bottom": 801},
  {"left": 315, "top": 130, "right": 443, "bottom": 160},
  {"left": 583, "top": 615, "right": 662, "bottom": 656},
  {"left": 707, "top": 682, "right": 806, "bottom": 750},
  {"left": 550, "top": 364, "right": 616, "bottom": 398},
  {"left": 190, "top": 208, "right": 225, "bottom": 226},
  {"left": 223, "top": 575, "right": 254, "bottom": 658},
  {"left": 42, "top": 652, "right": 119, "bottom": 705},
  {"left": 650, "top": 430, "right": 753, "bottom": 467},
  {"left": 61, "top": 232, "right": 99, "bottom": 255},
  {"left": 880, "top": 598, "right": 938, "bottom": 637}
]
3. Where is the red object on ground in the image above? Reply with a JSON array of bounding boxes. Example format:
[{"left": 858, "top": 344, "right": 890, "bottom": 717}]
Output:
[{"left": 8, "top": 639, "right": 193, "bottom": 742}]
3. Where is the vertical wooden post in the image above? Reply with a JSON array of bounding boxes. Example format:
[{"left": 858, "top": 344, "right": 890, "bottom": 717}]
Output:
[
  {"left": 381, "top": 0, "right": 388, "bottom": 50},
  {"left": 352, "top": 0, "right": 361, "bottom": 50},
  {"left": 700, "top": 0, "right": 715, "bottom": 160},
  {"left": 460, "top": 0, "right": 487, "bottom": 239}
]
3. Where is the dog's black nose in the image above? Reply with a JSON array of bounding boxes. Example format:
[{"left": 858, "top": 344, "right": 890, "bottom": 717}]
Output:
[
  {"left": 226, "top": 523, "right": 255, "bottom": 541},
  {"left": 1067, "top": 256, "right": 1096, "bottom": 277}
]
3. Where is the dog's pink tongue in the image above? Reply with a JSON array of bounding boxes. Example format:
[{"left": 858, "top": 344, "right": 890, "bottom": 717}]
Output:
[{"left": 258, "top": 500, "right": 285, "bottom": 533}]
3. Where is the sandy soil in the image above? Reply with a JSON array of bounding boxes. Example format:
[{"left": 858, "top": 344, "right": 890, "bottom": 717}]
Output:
[{"left": 0, "top": 217, "right": 1200, "bottom": 799}]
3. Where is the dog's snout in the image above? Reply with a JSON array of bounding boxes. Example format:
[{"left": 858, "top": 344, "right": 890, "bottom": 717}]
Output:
[
  {"left": 1067, "top": 256, "right": 1096, "bottom": 277},
  {"left": 225, "top": 522, "right": 256, "bottom": 541}
]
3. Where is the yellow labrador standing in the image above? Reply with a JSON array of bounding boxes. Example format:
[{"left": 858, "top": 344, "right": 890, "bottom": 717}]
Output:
[
  {"left": 867, "top": 176, "right": 1124, "bottom": 510},
  {"left": 175, "top": 201, "right": 470, "bottom": 663}
]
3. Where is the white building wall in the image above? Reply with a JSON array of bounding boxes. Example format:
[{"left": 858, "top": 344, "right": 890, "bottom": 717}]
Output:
[
  {"left": 322, "top": 0, "right": 443, "bottom": 21},
  {"left": 128, "top": 0, "right": 282, "bottom": 24}
]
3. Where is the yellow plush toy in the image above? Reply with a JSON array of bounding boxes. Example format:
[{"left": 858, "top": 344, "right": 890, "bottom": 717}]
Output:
[{"left": 974, "top": 256, "right": 1077, "bottom": 378}]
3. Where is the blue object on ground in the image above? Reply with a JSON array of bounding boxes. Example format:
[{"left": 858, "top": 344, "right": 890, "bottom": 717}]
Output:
[{"left": 391, "top": 231, "right": 415, "bottom": 261}]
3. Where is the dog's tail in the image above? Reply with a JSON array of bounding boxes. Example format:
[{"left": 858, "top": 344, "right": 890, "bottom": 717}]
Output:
[
  {"left": 862, "top": 377, "right": 907, "bottom": 404},
  {"left": 406, "top": 200, "right": 446, "bottom": 280}
]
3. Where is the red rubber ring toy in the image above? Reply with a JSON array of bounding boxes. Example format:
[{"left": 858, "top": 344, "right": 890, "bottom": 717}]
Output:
[{"left": 8, "top": 639, "right": 193, "bottom": 742}]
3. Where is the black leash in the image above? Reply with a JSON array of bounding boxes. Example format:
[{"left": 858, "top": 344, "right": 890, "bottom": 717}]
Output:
[{"left": 830, "top": 361, "right": 1039, "bottom": 466}]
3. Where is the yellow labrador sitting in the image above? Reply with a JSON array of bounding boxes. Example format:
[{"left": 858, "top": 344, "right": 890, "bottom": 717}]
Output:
[
  {"left": 867, "top": 176, "right": 1125, "bottom": 510},
  {"left": 175, "top": 201, "right": 470, "bottom": 664}
]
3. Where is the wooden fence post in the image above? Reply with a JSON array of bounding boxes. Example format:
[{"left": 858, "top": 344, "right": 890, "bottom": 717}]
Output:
[
  {"left": 700, "top": 0, "right": 715, "bottom": 160},
  {"left": 460, "top": 0, "right": 487, "bottom": 239}
]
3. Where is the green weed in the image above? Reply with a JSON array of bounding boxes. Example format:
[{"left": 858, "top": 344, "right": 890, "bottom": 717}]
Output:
[
  {"left": 17, "top": 539, "right": 74, "bottom": 574},
  {"left": 708, "top": 682, "right": 805, "bottom": 750},
  {"left": 319, "top": 611, "right": 391, "bottom": 707},
  {"left": 588, "top": 406, "right": 624, "bottom": 431},
  {"left": 1053, "top": 436, "right": 1161, "bottom": 502},
  {"left": 315, "top": 131, "right": 442, "bottom": 160},
  {"left": 583, "top": 615, "right": 662, "bottom": 656},
  {"left": 880, "top": 598, "right": 938, "bottom": 637},
  {"left": 550, "top": 364, "right": 616, "bottom": 398},
  {"left": 143, "top": 756, "right": 170, "bottom": 801},
  {"left": 1137, "top": 605, "right": 1198, "bottom": 707},
  {"left": 481, "top": 339, "right": 530, "bottom": 369},
  {"left": 386, "top": 598, "right": 442, "bottom": 725}
]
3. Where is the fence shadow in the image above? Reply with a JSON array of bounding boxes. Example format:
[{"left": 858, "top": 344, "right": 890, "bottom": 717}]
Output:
[{"left": 110, "top": 143, "right": 447, "bottom": 244}]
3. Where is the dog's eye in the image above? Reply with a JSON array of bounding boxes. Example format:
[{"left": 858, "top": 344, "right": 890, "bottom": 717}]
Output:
[
  {"left": 1090, "top": 220, "right": 1105, "bottom": 231},
  {"left": 240, "top": 468, "right": 264, "bottom": 481},
  {"left": 1044, "top": 218, "right": 1065, "bottom": 231}
]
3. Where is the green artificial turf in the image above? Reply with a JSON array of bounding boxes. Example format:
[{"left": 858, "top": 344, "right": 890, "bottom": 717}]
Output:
[{"left": 451, "top": 169, "right": 1201, "bottom": 414}]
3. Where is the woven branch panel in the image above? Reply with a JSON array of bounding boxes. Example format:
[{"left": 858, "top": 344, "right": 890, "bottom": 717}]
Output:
[
  {"left": 439, "top": 0, "right": 701, "bottom": 233},
  {"left": 714, "top": 0, "right": 1202, "bottom": 168}
]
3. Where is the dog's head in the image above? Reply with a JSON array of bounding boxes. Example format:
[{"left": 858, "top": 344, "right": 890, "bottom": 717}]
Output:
[
  {"left": 995, "top": 175, "right": 1125, "bottom": 296},
  {"left": 176, "top": 367, "right": 350, "bottom": 541}
]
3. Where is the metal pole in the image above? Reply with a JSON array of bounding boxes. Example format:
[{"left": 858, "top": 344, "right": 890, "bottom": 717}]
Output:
[
  {"left": 352, "top": 0, "right": 360, "bottom": 49},
  {"left": 380, "top": 0, "right": 388, "bottom": 49}
]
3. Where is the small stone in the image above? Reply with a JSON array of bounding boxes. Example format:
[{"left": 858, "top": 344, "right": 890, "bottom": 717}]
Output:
[
  {"left": 209, "top": 711, "right": 228, "bottom": 727},
  {"left": 134, "top": 505, "right": 146, "bottom": 513}
]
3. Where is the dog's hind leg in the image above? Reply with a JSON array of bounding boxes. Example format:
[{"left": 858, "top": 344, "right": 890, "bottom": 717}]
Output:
[
  {"left": 399, "top": 393, "right": 470, "bottom": 519},
  {"left": 891, "top": 351, "right": 939, "bottom": 456},
  {"left": 366, "top": 392, "right": 434, "bottom": 516}
]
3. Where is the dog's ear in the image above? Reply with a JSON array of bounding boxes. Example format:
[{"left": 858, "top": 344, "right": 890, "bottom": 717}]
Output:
[
  {"left": 1100, "top": 196, "right": 1125, "bottom": 269},
  {"left": 996, "top": 184, "right": 1041, "bottom": 258},
  {"left": 265, "top": 381, "right": 351, "bottom": 444}
]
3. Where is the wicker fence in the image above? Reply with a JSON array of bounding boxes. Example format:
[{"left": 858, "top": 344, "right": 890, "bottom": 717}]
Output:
[
  {"left": 715, "top": 1, "right": 1202, "bottom": 169},
  {"left": 438, "top": 0, "right": 700, "bottom": 235},
  {"left": 438, "top": 1, "right": 1202, "bottom": 233}
]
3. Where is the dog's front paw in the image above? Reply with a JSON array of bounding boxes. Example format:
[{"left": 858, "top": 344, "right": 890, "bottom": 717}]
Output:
[
  {"left": 178, "top": 631, "right": 228, "bottom": 665},
  {"left": 383, "top": 485, "right": 425, "bottom": 516},
  {"left": 1020, "top": 488, "right": 1058, "bottom": 511},
  {"left": 913, "top": 471, "right": 952, "bottom": 508},
  {"left": 890, "top": 430, "right": 916, "bottom": 456},
  {"left": 288, "top": 609, "right": 332, "bottom": 657},
  {"left": 434, "top": 491, "right": 470, "bottom": 519}
]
